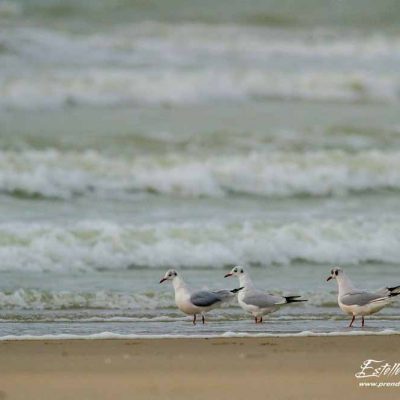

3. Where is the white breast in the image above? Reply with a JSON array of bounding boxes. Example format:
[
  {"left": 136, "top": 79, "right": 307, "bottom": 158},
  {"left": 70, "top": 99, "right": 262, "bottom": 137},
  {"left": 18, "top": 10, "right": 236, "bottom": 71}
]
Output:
[{"left": 175, "top": 289, "right": 199, "bottom": 315}]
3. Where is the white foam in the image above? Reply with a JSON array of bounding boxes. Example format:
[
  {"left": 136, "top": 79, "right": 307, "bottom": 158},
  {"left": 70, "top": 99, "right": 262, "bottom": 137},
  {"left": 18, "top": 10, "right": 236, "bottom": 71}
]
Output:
[
  {"left": 0, "top": 214, "right": 400, "bottom": 272},
  {"left": 0, "top": 329, "right": 398, "bottom": 341},
  {"left": 2, "top": 149, "right": 400, "bottom": 199},
  {"left": 1, "top": 24, "right": 400, "bottom": 110},
  {"left": 1, "top": 68, "right": 397, "bottom": 110},
  {"left": 0, "top": 288, "right": 172, "bottom": 309}
]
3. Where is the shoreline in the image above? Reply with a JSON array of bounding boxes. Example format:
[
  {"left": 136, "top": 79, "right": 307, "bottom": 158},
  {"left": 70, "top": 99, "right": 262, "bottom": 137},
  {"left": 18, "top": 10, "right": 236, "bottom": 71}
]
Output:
[
  {"left": 0, "top": 329, "right": 398, "bottom": 341},
  {"left": 1, "top": 336, "right": 399, "bottom": 399}
]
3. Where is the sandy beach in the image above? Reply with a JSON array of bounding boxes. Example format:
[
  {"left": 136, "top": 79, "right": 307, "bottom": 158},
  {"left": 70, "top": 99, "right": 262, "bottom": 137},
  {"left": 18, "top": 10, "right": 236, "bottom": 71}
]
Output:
[{"left": 0, "top": 335, "right": 398, "bottom": 400}]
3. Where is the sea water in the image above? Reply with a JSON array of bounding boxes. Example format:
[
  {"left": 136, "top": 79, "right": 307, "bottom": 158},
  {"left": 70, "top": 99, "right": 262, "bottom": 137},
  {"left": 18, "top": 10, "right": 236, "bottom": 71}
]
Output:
[{"left": 0, "top": 0, "right": 399, "bottom": 338}]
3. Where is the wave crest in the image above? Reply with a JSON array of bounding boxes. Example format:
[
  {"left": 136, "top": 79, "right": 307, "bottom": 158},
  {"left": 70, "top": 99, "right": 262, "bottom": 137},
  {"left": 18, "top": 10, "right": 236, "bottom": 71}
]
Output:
[
  {"left": 0, "top": 288, "right": 168, "bottom": 310},
  {"left": 0, "top": 218, "right": 399, "bottom": 272},
  {"left": 1, "top": 149, "right": 400, "bottom": 198},
  {"left": 1, "top": 24, "right": 400, "bottom": 109}
]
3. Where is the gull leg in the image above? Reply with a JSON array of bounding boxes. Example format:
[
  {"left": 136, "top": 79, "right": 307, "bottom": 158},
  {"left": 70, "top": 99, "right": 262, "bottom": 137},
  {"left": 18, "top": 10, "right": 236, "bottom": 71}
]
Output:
[
  {"left": 254, "top": 316, "right": 258, "bottom": 324},
  {"left": 260, "top": 316, "right": 263, "bottom": 323},
  {"left": 193, "top": 314, "right": 197, "bottom": 325},
  {"left": 202, "top": 314, "right": 205, "bottom": 324},
  {"left": 349, "top": 315, "right": 355, "bottom": 328},
  {"left": 362, "top": 317, "right": 365, "bottom": 328}
]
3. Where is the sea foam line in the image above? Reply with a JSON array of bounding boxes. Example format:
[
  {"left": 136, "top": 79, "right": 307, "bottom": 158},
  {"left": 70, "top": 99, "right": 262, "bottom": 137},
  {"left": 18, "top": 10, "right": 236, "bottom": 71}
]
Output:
[
  {"left": 2, "top": 149, "right": 400, "bottom": 199},
  {"left": 1, "top": 217, "right": 400, "bottom": 271},
  {"left": 0, "top": 329, "right": 398, "bottom": 341},
  {"left": 2, "top": 23, "right": 400, "bottom": 110}
]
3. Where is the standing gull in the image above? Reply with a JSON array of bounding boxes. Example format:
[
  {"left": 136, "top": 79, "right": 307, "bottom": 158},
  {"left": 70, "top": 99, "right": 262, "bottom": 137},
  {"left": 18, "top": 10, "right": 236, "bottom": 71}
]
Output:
[
  {"left": 159, "top": 269, "right": 243, "bottom": 325},
  {"left": 224, "top": 266, "right": 306, "bottom": 323},
  {"left": 327, "top": 267, "right": 400, "bottom": 327}
]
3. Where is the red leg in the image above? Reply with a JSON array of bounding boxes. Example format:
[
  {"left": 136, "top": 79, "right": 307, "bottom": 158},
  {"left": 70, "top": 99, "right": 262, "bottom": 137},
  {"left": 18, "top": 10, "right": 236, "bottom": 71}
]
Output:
[
  {"left": 202, "top": 315, "right": 205, "bottom": 324},
  {"left": 260, "top": 316, "right": 263, "bottom": 323},
  {"left": 349, "top": 315, "right": 355, "bottom": 328},
  {"left": 193, "top": 314, "right": 196, "bottom": 325},
  {"left": 362, "top": 317, "right": 365, "bottom": 328},
  {"left": 254, "top": 316, "right": 258, "bottom": 324}
]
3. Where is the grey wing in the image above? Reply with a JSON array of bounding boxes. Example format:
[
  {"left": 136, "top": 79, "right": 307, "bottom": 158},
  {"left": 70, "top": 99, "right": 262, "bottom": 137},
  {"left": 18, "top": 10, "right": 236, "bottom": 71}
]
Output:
[
  {"left": 211, "top": 289, "right": 234, "bottom": 301},
  {"left": 212, "top": 289, "right": 231, "bottom": 297},
  {"left": 340, "top": 291, "right": 387, "bottom": 306},
  {"left": 243, "top": 291, "right": 284, "bottom": 308},
  {"left": 190, "top": 290, "right": 221, "bottom": 307},
  {"left": 376, "top": 286, "right": 397, "bottom": 296}
]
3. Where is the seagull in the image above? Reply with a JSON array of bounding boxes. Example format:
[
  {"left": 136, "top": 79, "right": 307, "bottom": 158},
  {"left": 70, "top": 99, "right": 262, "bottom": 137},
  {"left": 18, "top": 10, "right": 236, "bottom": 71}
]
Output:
[
  {"left": 159, "top": 269, "right": 243, "bottom": 325},
  {"left": 327, "top": 267, "right": 400, "bottom": 327},
  {"left": 224, "top": 266, "right": 306, "bottom": 323}
]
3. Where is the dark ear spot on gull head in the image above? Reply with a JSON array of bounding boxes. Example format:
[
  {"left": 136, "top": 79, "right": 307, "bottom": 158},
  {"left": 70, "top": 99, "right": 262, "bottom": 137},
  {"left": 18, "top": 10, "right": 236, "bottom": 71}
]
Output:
[
  {"left": 327, "top": 267, "right": 341, "bottom": 281},
  {"left": 160, "top": 269, "right": 178, "bottom": 283}
]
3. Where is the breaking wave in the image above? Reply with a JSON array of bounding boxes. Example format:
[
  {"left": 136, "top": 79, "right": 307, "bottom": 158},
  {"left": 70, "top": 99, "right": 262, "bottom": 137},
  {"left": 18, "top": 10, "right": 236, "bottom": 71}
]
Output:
[
  {"left": 1, "top": 23, "right": 400, "bottom": 110},
  {"left": 0, "top": 218, "right": 400, "bottom": 272},
  {"left": 0, "top": 288, "right": 167, "bottom": 310},
  {"left": 1, "top": 149, "right": 400, "bottom": 199}
]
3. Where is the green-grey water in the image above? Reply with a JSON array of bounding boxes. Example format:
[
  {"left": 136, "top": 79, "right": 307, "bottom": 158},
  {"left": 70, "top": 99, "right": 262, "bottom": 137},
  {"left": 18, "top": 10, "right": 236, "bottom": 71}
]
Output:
[{"left": 0, "top": 0, "right": 399, "bottom": 337}]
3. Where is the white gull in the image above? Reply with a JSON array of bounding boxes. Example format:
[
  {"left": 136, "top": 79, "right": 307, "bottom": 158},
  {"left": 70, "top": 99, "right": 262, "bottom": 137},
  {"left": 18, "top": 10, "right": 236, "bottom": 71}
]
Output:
[
  {"left": 224, "top": 266, "right": 306, "bottom": 323},
  {"left": 327, "top": 267, "right": 400, "bottom": 327},
  {"left": 160, "top": 269, "right": 242, "bottom": 325}
]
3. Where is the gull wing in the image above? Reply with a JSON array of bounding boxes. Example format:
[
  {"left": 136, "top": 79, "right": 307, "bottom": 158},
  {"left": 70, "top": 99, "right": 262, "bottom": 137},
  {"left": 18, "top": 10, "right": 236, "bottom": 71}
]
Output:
[
  {"left": 242, "top": 291, "right": 284, "bottom": 308},
  {"left": 190, "top": 290, "right": 221, "bottom": 307},
  {"left": 340, "top": 291, "right": 387, "bottom": 306}
]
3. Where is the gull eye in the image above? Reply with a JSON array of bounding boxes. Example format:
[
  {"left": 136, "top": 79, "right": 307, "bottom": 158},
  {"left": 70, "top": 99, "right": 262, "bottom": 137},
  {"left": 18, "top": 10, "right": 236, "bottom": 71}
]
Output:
[
  {"left": 168, "top": 273, "right": 172, "bottom": 277},
  {"left": 233, "top": 268, "right": 237, "bottom": 273}
]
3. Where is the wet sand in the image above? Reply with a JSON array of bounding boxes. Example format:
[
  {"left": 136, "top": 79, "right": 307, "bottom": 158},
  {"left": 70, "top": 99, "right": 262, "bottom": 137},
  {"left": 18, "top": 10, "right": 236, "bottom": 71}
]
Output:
[{"left": 0, "top": 336, "right": 399, "bottom": 400}]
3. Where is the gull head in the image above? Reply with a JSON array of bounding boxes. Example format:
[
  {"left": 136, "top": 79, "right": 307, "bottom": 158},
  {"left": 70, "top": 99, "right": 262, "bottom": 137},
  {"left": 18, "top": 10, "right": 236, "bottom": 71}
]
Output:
[
  {"left": 326, "top": 267, "right": 343, "bottom": 282},
  {"left": 159, "top": 269, "right": 178, "bottom": 283},
  {"left": 224, "top": 265, "right": 245, "bottom": 278}
]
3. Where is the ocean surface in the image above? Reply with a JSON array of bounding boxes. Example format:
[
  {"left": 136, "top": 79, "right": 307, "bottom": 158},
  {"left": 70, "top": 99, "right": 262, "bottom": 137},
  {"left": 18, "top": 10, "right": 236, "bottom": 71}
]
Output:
[{"left": 0, "top": 0, "right": 400, "bottom": 338}]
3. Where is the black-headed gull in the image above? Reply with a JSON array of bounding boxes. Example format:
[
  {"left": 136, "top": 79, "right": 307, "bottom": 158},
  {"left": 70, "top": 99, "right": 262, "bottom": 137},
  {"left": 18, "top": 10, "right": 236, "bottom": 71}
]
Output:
[
  {"left": 224, "top": 266, "right": 306, "bottom": 323},
  {"left": 327, "top": 267, "right": 400, "bottom": 327},
  {"left": 159, "top": 269, "right": 243, "bottom": 325}
]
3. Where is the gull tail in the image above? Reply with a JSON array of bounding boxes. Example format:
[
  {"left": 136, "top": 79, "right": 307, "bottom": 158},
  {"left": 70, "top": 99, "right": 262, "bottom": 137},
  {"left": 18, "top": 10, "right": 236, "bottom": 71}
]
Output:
[
  {"left": 230, "top": 287, "right": 244, "bottom": 294},
  {"left": 284, "top": 295, "right": 307, "bottom": 304}
]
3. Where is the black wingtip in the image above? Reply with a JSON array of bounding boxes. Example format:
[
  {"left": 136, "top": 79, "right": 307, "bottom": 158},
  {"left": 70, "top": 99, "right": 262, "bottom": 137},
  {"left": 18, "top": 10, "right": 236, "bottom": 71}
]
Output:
[
  {"left": 388, "top": 284, "right": 400, "bottom": 293},
  {"left": 230, "top": 287, "right": 244, "bottom": 294},
  {"left": 284, "top": 295, "right": 307, "bottom": 303}
]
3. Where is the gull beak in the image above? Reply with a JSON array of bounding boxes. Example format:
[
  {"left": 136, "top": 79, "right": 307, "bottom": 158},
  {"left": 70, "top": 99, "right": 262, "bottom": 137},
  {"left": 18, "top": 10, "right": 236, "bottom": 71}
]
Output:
[
  {"left": 326, "top": 275, "right": 333, "bottom": 282},
  {"left": 159, "top": 277, "right": 167, "bottom": 284},
  {"left": 224, "top": 273, "right": 232, "bottom": 278}
]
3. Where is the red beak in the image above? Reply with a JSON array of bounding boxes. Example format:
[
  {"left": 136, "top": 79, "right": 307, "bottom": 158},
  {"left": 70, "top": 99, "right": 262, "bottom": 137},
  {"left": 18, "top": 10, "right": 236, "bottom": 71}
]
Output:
[
  {"left": 159, "top": 278, "right": 167, "bottom": 283},
  {"left": 326, "top": 276, "right": 333, "bottom": 281},
  {"left": 224, "top": 273, "right": 232, "bottom": 278}
]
